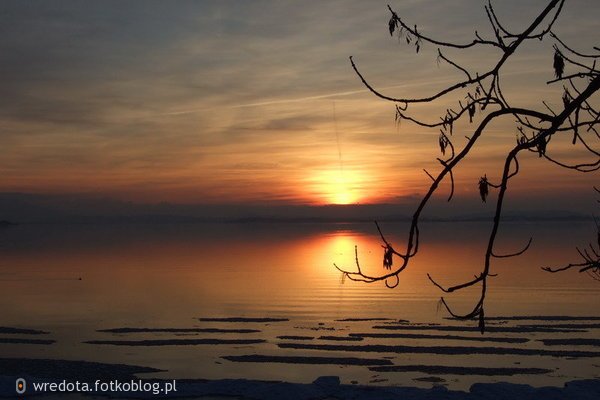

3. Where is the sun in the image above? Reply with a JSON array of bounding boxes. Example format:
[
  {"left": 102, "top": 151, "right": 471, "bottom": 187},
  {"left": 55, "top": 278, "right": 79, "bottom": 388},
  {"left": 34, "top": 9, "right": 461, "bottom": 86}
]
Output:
[
  {"left": 330, "top": 175, "right": 354, "bottom": 205},
  {"left": 333, "top": 190, "right": 353, "bottom": 205},
  {"left": 308, "top": 169, "right": 365, "bottom": 205}
]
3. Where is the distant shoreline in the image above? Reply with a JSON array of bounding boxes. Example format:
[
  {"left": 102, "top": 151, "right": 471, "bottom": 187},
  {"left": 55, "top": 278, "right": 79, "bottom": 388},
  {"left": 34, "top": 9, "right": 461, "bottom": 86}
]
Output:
[{"left": 2, "top": 214, "right": 594, "bottom": 226}]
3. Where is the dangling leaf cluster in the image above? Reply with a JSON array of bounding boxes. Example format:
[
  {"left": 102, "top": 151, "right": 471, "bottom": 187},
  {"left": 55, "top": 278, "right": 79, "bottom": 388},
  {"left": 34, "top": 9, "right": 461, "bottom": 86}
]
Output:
[
  {"left": 468, "top": 103, "right": 476, "bottom": 123},
  {"left": 478, "top": 175, "right": 489, "bottom": 203},
  {"left": 553, "top": 49, "right": 564, "bottom": 79},
  {"left": 536, "top": 134, "right": 547, "bottom": 157},
  {"left": 388, "top": 14, "right": 398, "bottom": 36},
  {"left": 388, "top": 14, "right": 422, "bottom": 53},
  {"left": 413, "top": 26, "right": 422, "bottom": 53},
  {"left": 562, "top": 88, "right": 571, "bottom": 109},
  {"left": 441, "top": 111, "right": 454, "bottom": 135},
  {"left": 383, "top": 245, "right": 394, "bottom": 270},
  {"left": 438, "top": 132, "right": 450, "bottom": 155}
]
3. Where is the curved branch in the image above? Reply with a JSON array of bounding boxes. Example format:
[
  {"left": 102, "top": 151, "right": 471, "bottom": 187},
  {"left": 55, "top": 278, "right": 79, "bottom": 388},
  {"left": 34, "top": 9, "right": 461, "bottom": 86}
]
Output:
[
  {"left": 501, "top": 0, "right": 564, "bottom": 40},
  {"left": 352, "top": 0, "right": 565, "bottom": 104},
  {"left": 491, "top": 237, "right": 532, "bottom": 258},
  {"left": 438, "top": 49, "right": 472, "bottom": 79},
  {"left": 387, "top": 5, "right": 502, "bottom": 50},
  {"left": 551, "top": 31, "right": 600, "bottom": 59},
  {"left": 335, "top": 107, "right": 556, "bottom": 283}
]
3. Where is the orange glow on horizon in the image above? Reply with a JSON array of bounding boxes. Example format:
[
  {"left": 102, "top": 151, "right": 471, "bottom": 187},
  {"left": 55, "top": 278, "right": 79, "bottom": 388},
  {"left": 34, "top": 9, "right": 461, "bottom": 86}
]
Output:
[{"left": 307, "top": 169, "right": 368, "bottom": 205}]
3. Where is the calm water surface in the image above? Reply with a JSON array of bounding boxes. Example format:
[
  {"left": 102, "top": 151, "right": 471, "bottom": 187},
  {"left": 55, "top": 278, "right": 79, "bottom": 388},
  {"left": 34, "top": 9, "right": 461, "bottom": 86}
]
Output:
[{"left": 1, "top": 221, "right": 599, "bottom": 389}]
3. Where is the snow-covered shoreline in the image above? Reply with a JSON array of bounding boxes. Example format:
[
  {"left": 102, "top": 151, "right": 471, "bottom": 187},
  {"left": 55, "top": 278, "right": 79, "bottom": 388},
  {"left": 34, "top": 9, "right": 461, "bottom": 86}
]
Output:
[{"left": 1, "top": 372, "right": 599, "bottom": 399}]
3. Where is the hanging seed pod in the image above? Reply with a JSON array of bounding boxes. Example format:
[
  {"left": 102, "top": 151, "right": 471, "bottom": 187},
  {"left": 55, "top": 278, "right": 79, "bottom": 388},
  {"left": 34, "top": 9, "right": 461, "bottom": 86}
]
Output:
[
  {"left": 537, "top": 136, "right": 547, "bottom": 157},
  {"left": 562, "top": 89, "right": 571, "bottom": 109},
  {"left": 478, "top": 175, "right": 489, "bottom": 203},
  {"left": 438, "top": 133, "right": 448, "bottom": 155},
  {"left": 388, "top": 17, "right": 397, "bottom": 36},
  {"left": 553, "top": 49, "right": 564, "bottom": 79},
  {"left": 468, "top": 103, "right": 476, "bottom": 123},
  {"left": 383, "top": 245, "right": 393, "bottom": 270}
]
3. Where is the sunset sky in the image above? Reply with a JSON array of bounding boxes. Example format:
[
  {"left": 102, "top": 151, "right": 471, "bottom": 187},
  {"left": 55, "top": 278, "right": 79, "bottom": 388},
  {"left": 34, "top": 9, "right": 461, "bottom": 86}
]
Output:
[{"left": 1, "top": 0, "right": 598, "bottom": 208}]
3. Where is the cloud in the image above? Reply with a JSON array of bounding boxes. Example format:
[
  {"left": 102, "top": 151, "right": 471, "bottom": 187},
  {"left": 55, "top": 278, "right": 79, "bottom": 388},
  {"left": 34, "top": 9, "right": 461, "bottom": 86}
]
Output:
[{"left": 0, "top": 0, "right": 598, "bottom": 205}]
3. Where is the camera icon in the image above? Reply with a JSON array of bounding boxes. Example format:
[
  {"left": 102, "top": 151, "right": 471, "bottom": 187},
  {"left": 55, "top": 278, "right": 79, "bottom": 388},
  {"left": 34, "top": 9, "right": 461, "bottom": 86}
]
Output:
[{"left": 16, "top": 378, "right": 26, "bottom": 394}]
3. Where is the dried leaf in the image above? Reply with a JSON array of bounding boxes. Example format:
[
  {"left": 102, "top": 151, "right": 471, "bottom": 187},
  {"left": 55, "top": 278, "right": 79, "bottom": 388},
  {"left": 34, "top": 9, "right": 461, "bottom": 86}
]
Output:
[
  {"left": 478, "top": 175, "right": 489, "bottom": 202},
  {"left": 562, "top": 89, "right": 571, "bottom": 109},
  {"left": 383, "top": 245, "right": 393, "bottom": 270},
  {"left": 537, "top": 136, "right": 547, "bottom": 157},
  {"left": 439, "top": 133, "right": 449, "bottom": 155},
  {"left": 468, "top": 103, "right": 476, "bottom": 123},
  {"left": 388, "top": 17, "right": 396, "bottom": 36},
  {"left": 553, "top": 50, "right": 564, "bottom": 79}
]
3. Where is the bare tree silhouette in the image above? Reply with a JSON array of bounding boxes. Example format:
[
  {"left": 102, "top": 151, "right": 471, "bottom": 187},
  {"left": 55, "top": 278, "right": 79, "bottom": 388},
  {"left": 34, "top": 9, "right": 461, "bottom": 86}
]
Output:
[{"left": 337, "top": 0, "right": 599, "bottom": 333}]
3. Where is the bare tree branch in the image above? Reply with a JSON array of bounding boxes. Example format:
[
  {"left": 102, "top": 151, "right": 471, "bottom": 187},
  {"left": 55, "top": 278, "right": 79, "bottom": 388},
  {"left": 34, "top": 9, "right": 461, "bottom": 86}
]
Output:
[{"left": 338, "top": 0, "right": 600, "bottom": 333}]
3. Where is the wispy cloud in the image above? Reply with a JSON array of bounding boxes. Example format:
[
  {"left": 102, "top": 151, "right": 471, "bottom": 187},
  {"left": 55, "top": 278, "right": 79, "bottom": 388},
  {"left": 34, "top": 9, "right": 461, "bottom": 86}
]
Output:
[{"left": 0, "top": 0, "right": 597, "bottom": 205}]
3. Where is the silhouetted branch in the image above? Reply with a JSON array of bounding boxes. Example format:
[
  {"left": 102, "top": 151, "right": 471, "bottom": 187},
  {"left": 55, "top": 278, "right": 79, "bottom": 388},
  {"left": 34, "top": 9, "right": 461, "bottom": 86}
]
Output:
[
  {"left": 339, "top": 0, "right": 600, "bottom": 333},
  {"left": 351, "top": 0, "right": 565, "bottom": 108},
  {"left": 550, "top": 32, "right": 600, "bottom": 59},
  {"left": 387, "top": 4, "right": 503, "bottom": 50},
  {"left": 491, "top": 237, "right": 533, "bottom": 258},
  {"left": 544, "top": 191, "right": 600, "bottom": 277},
  {"left": 499, "top": 0, "right": 565, "bottom": 40},
  {"left": 438, "top": 49, "right": 472, "bottom": 80}
]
